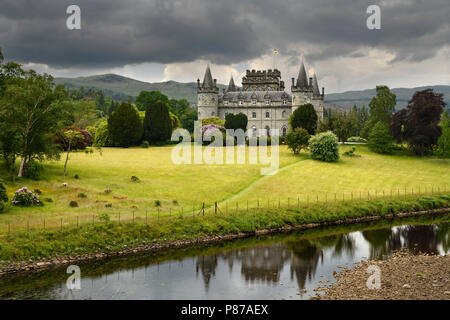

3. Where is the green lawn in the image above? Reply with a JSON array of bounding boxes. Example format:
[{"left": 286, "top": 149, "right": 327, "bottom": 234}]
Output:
[{"left": 0, "top": 144, "right": 449, "bottom": 232}]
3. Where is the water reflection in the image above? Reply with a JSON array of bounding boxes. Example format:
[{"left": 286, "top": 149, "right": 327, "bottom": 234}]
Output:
[{"left": 0, "top": 219, "right": 448, "bottom": 300}]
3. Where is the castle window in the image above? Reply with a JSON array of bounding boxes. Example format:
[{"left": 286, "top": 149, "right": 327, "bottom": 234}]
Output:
[
  {"left": 252, "top": 126, "right": 257, "bottom": 137},
  {"left": 224, "top": 101, "right": 228, "bottom": 105},
  {"left": 252, "top": 112, "right": 256, "bottom": 119},
  {"left": 252, "top": 100, "right": 256, "bottom": 105},
  {"left": 239, "top": 100, "right": 243, "bottom": 105},
  {"left": 282, "top": 111, "right": 286, "bottom": 118},
  {"left": 265, "top": 112, "right": 270, "bottom": 119},
  {"left": 265, "top": 100, "right": 270, "bottom": 105},
  {"left": 282, "top": 127, "right": 287, "bottom": 137},
  {"left": 283, "top": 100, "right": 287, "bottom": 105}
]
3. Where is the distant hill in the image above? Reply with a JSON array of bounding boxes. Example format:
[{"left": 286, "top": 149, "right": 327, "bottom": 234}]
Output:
[
  {"left": 325, "top": 85, "right": 450, "bottom": 110},
  {"left": 54, "top": 74, "right": 227, "bottom": 104},
  {"left": 55, "top": 74, "right": 449, "bottom": 110}
]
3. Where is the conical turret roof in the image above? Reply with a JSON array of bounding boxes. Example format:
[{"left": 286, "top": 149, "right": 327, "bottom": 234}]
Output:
[
  {"left": 312, "top": 73, "right": 320, "bottom": 96},
  {"left": 202, "top": 65, "right": 214, "bottom": 88},
  {"left": 296, "top": 62, "right": 308, "bottom": 88},
  {"left": 227, "top": 75, "right": 236, "bottom": 92}
]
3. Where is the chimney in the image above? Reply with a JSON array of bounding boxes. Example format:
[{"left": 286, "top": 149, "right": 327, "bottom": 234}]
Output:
[
  {"left": 213, "top": 79, "right": 217, "bottom": 87},
  {"left": 322, "top": 87, "right": 325, "bottom": 96},
  {"left": 197, "top": 79, "right": 200, "bottom": 88},
  {"left": 309, "top": 77, "right": 313, "bottom": 87},
  {"left": 291, "top": 78, "right": 295, "bottom": 86}
]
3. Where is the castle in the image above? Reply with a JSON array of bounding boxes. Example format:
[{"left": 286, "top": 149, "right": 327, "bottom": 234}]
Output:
[{"left": 197, "top": 62, "right": 325, "bottom": 137}]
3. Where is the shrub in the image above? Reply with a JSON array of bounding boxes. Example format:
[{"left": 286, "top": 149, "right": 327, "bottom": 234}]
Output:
[
  {"left": 141, "top": 140, "right": 150, "bottom": 148},
  {"left": 347, "top": 136, "right": 368, "bottom": 143},
  {"left": 74, "top": 174, "right": 80, "bottom": 179},
  {"left": 93, "top": 120, "right": 113, "bottom": 147},
  {"left": 131, "top": 176, "right": 140, "bottom": 182},
  {"left": 143, "top": 101, "right": 173, "bottom": 143},
  {"left": 0, "top": 182, "right": 7, "bottom": 212},
  {"left": 343, "top": 147, "right": 361, "bottom": 157},
  {"left": 0, "top": 182, "right": 8, "bottom": 203},
  {"left": 368, "top": 121, "right": 395, "bottom": 154},
  {"left": 108, "top": 102, "right": 143, "bottom": 147},
  {"left": 105, "top": 203, "right": 112, "bottom": 208},
  {"left": 172, "top": 200, "right": 179, "bottom": 205},
  {"left": 45, "top": 198, "right": 53, "bottom": 203},
  {"left": 78, "top": 192, "right": 87, "bottom": 198},
  {"left": 33, "top": 189, "right": 42, "bottom": 195},
  {"left": 24, "top": 161, "right": 43, "bottom": 180},
  {"left": 285, "top": 128, "right": 310, "bottom": 154},
  {"left": 98, "top": 213, "right": 110, "bottom": 223},
  {"left": 435, "top": 111, "right": 450, "bottom": 158},
  {"left": 309, "top": 131, "right": 340, "bottom": 162},
  {"left": 12, "top": 187, "right": 42, "bottom": 207},
  {"left": 69, "top": 201, "right": 79, "bottom": 208},
  {"left": 104, "top": 189, "right": 112, "bottom": 194},
  {"left": 154, "top": 200, "right": 161, "bottom": 207}
]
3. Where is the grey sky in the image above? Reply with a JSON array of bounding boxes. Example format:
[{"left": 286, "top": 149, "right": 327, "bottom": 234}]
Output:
[{"left": 0, "top": 0, "right": 449, "bottom": 93}]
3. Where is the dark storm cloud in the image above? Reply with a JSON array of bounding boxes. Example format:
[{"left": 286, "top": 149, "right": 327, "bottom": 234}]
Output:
[{"left": 0, "top": 0, "right": 448, "bottom": 68}]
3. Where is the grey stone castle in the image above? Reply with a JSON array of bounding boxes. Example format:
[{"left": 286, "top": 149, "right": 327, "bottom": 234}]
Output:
[{"left": 197, "top": 62, "right": 325, "bottom": 137}]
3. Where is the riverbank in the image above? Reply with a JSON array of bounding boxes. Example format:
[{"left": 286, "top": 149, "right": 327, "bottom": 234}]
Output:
[
  {"left": 0, "top": 194, "right": 449, "bottom": 276},
  {"left": 318, "top": 250, "right": 450, "bottom": 300}
]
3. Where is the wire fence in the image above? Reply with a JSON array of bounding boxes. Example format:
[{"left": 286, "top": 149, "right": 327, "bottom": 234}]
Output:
[{"left": 0, "top": 184, "right": 448, "bottom": 236}]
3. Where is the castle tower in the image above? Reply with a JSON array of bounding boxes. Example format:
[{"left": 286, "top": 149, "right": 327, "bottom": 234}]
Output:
[
  {"left": 290, "top": 62, "right": 324, "bottom": 119},
  {"left": 311, "top": 73, "right": 325, "bottom": 119},
  {"left": 197, "top": 65, "right": 219, "bottom": 120},
  {"left": 291, "top": 61, "right": 313, "bottom": 113}
]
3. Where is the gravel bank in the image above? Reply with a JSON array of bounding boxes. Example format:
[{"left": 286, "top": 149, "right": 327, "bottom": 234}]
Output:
[{"left": 318, "top": 250, "right": 450, "bottom": 300}]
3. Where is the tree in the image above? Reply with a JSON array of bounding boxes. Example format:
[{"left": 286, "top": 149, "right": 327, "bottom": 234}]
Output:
[
  {"left": 143, "top": 101, "right": 172, "bottom": 143},
  {"left": 290, "top": 104, "right": 318, "bottom": 134},
  {"left": 391, "top": 89, "right": 445, "bottom": 155},
  {"left": 136, "top": 90, "right": 169, "bottom": 111},
  {"left": 180, "top": 109, "right": 198, "bottom": 132},
  {"left": 368, "top": 121, "right": 395, "bottom": 154},
  {"left": 0, "top": 70, "right": 68, "bottom": 177},
  {"left": 169, "top": 112, "right": 181, "bottom": 130},
  {"left": 108, "top": 102, "right": 143, "bottom": 147},
  {"left": 436, "top": 110, "right": 450, "bottom": 158},
  {"left": 364, "top": 85, "right": 396, "bottom": 137},
  {"left": 225, "top": 113, "right": 248, "bottom": 131},
  {"left": 309, "top": 131, "right": 340, "bottom": 162},
  {"left": 286, "top": 128, "right": 310, "bottom": 154},
  {"left": 333, "top": 112, "right": 357, "bottom": 143}
]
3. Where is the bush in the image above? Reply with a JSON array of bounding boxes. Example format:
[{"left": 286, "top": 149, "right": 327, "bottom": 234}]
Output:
[
  {"left": 104, "top": 189, "right": 112, "bottom": 194},
  {"left": 290, "top": 104, "right": 318, "bottom": 134},
  {"left": 347, "top": 136, "right": 368, "bottom": 143},
  {"left": 108, "top": 102, "right": 143, "bottom": 147},
  {"left": 155, "top": 200, "right": 161, "bottom": 207},
  {"left": 11, "top": 187, "right": 43, "bottom": 207},
  {"left": 0, "top": 182, "right": 8, "bottom": 203},
  {"left": 69, "top": 201, "right": 79, "bottom": 208},
  {"left": 143, "top": 101, "right": 173, "bottom": 143},
  {"left": 141, "top": 140, "right": 150, "bottom": 148},
  {"left": 78, "top": 192, "right": 87, "bottom": 198},
  {"left": 131, "top": 176, "right": 140, "bottom": 182},
  {"left": 0, "top": 182, "right": 7, "bottom": 212},
  {"left": 309, "top": 131, "right": 340, "bottom": 162},
  {"left": 285, "top": 128, "right": 310, "bottom": 154},
  {"left": 24, "top": 160, "right": 43, "bottom": 180},
  {"left": 74, "top": 174, "right": 80, "bottom": 179},
  {"left": 105, "top": 203, "right": 112, "bottom": 208},
  {"left": 343, "top": 147, "right": 361, "bottom": 157},
  {"left": 368, "top": 122, "right": 395, "bottom": 154},
  {"left": 93, "top": 120, "right": 113, "bottom": 147},
  {"left": 99, "top": 213, "right": 111, "bottom": 223},
  {"left": 33, "top": 189, "right": 42, "bottom": 195}
]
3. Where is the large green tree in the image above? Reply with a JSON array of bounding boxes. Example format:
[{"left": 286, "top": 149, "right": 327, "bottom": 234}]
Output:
[
  {"left": 0, "top": 69, "right": 68, "bottom": 177},
  {"left": 108, "top": 102, "right": 143, "bottom": 147},
  {"left": 362, "top": 85, "right": 396, "bottom": 138},
  {"left": 225, "top": 113, "right": 248, "bottom": 131},
  {"left": 143, "top": 101, "right": 173, "bottom": 143},
  {"left": 436, "top": 110, "right": 450, "bottom": 158},
  {"left": 136, "top": 91, "right": 169, "bottom": 111},
  {"left": 290, "top": 103, "right": 318, "bottom": 135}
]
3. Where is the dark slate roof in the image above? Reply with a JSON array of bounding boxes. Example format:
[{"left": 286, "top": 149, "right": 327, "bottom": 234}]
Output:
[
  {"left": 219, "top": 91, "right": 291, "bottom": 103},
  {"left": 296, "top": 62, "right": 308, "bottom": 87},
  {"left": 202, "top": 65, "right": 214, "bottom": 88},
  {"left": 227, "top": 76, "right": 237, "bottom": 92},
  {"left": 312, "top": 73, "right": 320, "bottom": 96}
]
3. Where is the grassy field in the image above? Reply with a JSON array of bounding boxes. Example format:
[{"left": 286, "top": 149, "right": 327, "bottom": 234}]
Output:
[{"left": 0, "top": 144, "right": 449, "bottom": 233}]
